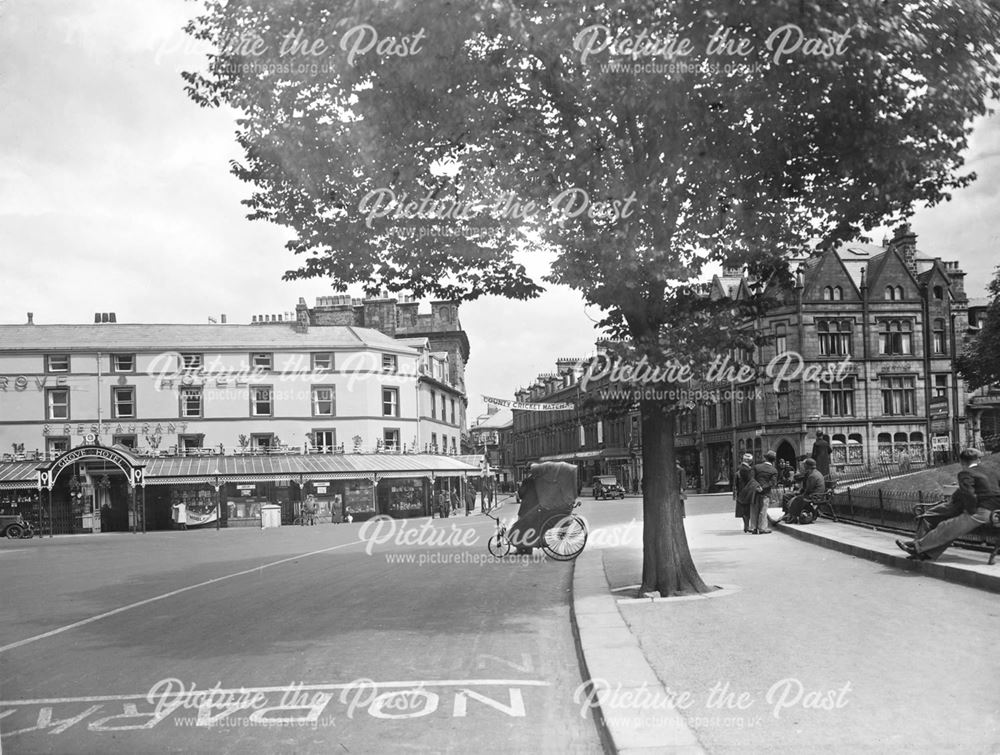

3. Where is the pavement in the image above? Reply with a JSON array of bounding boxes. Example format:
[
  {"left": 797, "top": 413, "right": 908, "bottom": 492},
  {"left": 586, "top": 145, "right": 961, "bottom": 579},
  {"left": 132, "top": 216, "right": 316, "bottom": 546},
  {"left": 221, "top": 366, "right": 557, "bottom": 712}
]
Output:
[{"left": 571, "top": 494, "right": 1000, "bottom": 754}]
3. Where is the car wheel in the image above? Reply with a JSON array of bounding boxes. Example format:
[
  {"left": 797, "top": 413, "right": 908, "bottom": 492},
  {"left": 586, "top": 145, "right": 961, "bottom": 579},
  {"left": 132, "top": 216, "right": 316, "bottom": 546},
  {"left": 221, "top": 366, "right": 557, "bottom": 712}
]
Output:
[{"left": 5, "top": 524, "right": 24, "bottom": 540}]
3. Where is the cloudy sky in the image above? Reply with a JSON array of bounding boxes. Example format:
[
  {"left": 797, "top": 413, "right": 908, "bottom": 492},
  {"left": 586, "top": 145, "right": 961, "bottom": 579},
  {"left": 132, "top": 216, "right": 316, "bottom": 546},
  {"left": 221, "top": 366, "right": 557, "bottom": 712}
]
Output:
[{"left": 1, "top": 0, "right": 998, "bottom": 420}]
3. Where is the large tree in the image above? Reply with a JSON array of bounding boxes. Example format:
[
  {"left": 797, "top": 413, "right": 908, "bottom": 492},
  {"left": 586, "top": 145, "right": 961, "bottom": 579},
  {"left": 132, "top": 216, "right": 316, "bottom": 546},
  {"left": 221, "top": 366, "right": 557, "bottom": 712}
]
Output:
[
  {"left": 184, "top": 0, "right": 1000, "bottom": 595},
  {"left": 957, "top": 266, "right": 1000, "bottom": 393}
]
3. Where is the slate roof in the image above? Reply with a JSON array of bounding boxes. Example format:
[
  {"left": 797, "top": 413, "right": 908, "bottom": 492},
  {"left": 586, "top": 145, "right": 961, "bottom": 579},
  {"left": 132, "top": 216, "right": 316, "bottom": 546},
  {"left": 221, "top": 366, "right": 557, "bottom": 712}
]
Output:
[{"left": 0, "top": 324, "right": 412, "bottom": 353}]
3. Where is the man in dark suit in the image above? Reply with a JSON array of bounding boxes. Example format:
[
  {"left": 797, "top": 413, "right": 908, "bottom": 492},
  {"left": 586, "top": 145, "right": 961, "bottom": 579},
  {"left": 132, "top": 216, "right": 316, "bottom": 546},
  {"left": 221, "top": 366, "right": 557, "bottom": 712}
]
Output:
[
  {"left": 751, "top": 451, "right": 778, "bottom": 534},
  {"left": 897, "top": 448, "right": 1000, "bottom": 560},
  {"left": 780, "top": 458, "right": 826, "bottom": 524}
]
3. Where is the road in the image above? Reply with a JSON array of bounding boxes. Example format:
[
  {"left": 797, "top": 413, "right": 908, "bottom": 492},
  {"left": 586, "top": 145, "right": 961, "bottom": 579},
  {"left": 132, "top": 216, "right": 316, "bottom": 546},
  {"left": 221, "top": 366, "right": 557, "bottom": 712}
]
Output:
[{"left": 0, "top": 497, "right": 604, "bottom": 755}]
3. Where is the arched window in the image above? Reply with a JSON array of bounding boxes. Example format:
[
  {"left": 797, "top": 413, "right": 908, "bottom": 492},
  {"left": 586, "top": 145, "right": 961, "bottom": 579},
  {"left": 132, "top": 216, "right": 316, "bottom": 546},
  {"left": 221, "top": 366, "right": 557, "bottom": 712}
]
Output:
[
  {"left": 884, "top": 286, "right": 895, "bottom": 300},
  {"left": 823, "top": 286, "right": 833, "bottom": 301},
  {"left": 896, "top": 286, "right": 904, "bottom": 300},
  {"left": 847, "top": 434, "right": 863, "bottom": 465},
  {"left": 830, "top": 434, "right": 847, "bottom": 465},
  {"left": 877, "top": 432, "right": 893, "bottom": 463},
  {"left": 909, "top": 431, "right": 925, "bottom": 462},
  {"left": 933, "top": 285, "right": 944, "bottom": 300},
  {"left": 832, "top": 286, "right": 843, "bottom": 301}
]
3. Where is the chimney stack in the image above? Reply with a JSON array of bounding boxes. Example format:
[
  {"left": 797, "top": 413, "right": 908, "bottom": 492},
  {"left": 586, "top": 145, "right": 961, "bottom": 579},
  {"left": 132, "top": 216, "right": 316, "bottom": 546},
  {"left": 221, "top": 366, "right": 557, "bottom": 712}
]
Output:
[
  {"left": 221, "top": 314, "right": 227, "bottom": 324},
  {"left": 26, "top": 312, "right": 33, "bottom": 325},
  {"left": 891, "top": 223, "right": 918, "bottom": 277}
]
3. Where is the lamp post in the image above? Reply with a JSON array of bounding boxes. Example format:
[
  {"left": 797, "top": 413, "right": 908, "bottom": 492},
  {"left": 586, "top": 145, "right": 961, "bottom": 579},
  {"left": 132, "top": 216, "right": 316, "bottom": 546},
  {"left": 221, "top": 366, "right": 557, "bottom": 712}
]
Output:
[{"left": 212, "top": 467, "right": 221, "bottom": 531}]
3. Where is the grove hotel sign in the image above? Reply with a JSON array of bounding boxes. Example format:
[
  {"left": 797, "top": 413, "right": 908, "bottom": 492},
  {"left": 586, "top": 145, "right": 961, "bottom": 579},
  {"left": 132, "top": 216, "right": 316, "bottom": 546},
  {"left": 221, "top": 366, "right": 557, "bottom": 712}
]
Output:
[
  {"left": 40, "top": 445, "right": 145, "bottom": 489},
  {"left": 0, "top": 375, "right": 69, "bottom": 391}
]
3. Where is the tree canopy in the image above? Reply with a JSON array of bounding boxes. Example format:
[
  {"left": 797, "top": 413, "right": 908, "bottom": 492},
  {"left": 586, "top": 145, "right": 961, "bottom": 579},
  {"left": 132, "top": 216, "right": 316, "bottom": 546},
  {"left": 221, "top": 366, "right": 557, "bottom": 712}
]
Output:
[{"left": 184, "top": 0, "right": 1000, "bottom": 594}]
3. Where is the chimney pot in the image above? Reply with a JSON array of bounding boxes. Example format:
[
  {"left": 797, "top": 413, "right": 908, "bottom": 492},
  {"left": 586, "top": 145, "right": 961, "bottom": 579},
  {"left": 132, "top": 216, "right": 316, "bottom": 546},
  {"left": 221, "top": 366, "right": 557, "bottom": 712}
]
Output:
[
  {"left": 94, "top": 313, "right": 101, "bottom": 323},
  {"left": 26, "top": 312, "right": 33, "bottom": 325},
  {"left": 221, "top": 314, "right": 227, "bottom": 324}
]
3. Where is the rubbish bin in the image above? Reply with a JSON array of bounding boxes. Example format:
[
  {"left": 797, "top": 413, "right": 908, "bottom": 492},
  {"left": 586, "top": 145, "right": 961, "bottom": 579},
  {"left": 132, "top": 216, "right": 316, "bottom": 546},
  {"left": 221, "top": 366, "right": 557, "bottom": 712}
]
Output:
[{"left": 260, "top": 504, "right": 282, "bottom": 529}]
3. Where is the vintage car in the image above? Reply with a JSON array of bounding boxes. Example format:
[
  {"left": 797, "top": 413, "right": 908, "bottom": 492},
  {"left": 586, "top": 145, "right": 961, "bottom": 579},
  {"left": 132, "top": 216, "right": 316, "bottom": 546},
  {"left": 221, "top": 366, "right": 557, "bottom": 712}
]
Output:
[
  {"left": 592, "top": 475, "right": 626, "bottom": 500},
  {"left": 1, "top": 513, "right": 33, "bottom": 539}
]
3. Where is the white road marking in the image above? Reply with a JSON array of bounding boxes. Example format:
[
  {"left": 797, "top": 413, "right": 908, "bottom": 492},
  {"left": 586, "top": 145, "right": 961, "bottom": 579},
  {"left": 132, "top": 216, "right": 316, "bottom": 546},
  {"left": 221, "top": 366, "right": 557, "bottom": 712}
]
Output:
[
  {"left": 0, "top": 679, "right": 551, "bottom": 706},
  {"left": 0, "top": 539, "right": 368, "bottom": 654}
]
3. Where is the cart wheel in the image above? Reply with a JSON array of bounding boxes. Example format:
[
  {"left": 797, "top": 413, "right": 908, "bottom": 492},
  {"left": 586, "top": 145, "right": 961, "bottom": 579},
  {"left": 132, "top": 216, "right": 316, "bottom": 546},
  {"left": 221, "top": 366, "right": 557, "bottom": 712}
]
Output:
[
  {"left": 487, "top": 533, "right": 511, "bottom": 558},
  {"left": 5, "top": 524, "right": 24, "bottom": 540},
  {"left": 540, "top": 514, "right": 588, "bottom": 561},
  {"left": 799, "top": 509, "right": 816, "bottom": 525}
]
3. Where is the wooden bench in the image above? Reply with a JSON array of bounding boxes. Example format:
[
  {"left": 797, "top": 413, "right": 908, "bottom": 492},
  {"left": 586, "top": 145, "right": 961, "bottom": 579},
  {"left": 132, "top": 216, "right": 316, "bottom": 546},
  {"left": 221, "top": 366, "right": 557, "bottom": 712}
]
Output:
[{"left": 913, "top": 500, "right": 1000, "bottom": 565}]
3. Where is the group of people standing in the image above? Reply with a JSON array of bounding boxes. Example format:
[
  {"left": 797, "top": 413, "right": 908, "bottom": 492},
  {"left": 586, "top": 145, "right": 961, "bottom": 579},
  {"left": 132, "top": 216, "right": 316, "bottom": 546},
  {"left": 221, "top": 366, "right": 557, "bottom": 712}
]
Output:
[
  {"left": 735, "top": 451, "right": 777, "bottom": 534},
  {"left": 735, "top": 434, "right": 834, "bottom": 534}
]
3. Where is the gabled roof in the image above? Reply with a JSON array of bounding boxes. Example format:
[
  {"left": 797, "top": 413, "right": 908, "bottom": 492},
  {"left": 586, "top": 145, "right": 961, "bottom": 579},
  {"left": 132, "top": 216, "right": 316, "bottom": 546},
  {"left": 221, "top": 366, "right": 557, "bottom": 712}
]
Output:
[
  {"left": 472, "top": 408, "right": 513, "bottom": 430},
  {"left": 0, "top": 324, "right": 413, "bottom": 353}
]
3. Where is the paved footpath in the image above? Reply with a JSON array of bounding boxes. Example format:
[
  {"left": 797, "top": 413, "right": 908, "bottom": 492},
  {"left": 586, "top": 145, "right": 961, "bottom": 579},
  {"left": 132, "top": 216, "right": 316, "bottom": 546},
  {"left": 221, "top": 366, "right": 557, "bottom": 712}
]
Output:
[{"left": 575, "top": 494, "right": 1000, "bottom": 754}]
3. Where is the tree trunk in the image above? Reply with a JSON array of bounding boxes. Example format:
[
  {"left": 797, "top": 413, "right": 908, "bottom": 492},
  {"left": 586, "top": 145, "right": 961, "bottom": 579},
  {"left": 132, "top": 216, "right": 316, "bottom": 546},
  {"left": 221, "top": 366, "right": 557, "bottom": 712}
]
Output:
[{"left": 638, "top": 401, "right": 713, "bottom": 597}]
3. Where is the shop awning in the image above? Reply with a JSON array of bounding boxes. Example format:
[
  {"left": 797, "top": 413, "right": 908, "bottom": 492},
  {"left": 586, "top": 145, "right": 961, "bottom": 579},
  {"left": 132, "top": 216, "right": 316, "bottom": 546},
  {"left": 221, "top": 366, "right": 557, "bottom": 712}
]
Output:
[
  {"left": 539, "top": 447, "right": 631, "bottom": 463},
  {"left": 141, "top": 453, "right": 481, "bottom": 486},
  {"left": 0, "top": 461, "right": 37, "bottom": 490}
]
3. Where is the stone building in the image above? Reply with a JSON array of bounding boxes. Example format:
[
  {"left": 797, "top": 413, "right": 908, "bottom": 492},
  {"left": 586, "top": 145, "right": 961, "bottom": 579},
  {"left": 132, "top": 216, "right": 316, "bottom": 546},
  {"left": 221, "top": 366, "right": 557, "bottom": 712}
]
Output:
[{"left": 511, "top": 226, "right": 972, "bottom": 492}]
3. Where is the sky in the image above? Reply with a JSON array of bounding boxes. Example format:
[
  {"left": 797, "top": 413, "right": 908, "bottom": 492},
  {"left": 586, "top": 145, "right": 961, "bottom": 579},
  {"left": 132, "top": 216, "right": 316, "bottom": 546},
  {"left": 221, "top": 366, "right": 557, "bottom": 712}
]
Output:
[{"left": 1, "top": 0, "right": 998, "bottom": 421}]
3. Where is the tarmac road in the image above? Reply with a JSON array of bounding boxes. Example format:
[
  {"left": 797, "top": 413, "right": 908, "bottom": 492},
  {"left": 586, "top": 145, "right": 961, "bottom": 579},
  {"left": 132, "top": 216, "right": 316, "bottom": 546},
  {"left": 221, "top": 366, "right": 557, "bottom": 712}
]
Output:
[{"left": 0, "top": 500, "right": 604, "bottom": 755}]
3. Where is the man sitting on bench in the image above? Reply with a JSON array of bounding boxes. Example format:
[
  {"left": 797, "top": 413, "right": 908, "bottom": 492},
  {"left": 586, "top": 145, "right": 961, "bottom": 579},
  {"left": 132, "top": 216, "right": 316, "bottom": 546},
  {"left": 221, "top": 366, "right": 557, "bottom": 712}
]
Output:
[
  {"left": 897, "top": 448, "right": 1000, "bottom": 560},
  {"left": 779, "top": 458, "right": 825, "bottom": 524}
]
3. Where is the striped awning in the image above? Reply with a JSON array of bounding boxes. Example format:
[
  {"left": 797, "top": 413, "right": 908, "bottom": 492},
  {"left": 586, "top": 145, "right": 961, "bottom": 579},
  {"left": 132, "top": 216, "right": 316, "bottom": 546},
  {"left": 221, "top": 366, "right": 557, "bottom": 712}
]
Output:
[
  {"left": 141, "top": 453, "right": 479, "bottom": 485},
  {"left": 0, "top": 461, "right": 37, "bottom": 490},
  {"left": 1, "top": 453, "right": 480, "bottom": 488}
]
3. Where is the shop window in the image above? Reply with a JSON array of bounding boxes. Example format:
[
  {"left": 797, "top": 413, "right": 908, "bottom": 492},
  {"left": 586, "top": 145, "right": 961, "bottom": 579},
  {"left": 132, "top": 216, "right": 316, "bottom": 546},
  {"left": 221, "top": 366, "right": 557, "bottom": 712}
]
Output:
[
  {"left": 112, "top": 386, "right": 135, "bottom": 419},
  {"left": 251, "top": 386, "right": 273, "bottom": 417},
  {"left": 180, "top": 387, "right": 203, "bottom": 418},
  {"left": 312, "top": 352, "right": 334, "bottom": 372},
  {"left": 382, "top": 387, "right": 399, "bottom": 417},
  {"left": 311, "top": 386, "right": 335, "bottom": 416},
  {"left": 46, "top": 388, "right": 70, "bottom": 420},
  {"left": 251, "top": 352, "right": 273, "bottom": 371},
  {"left": 46, "top": 354, "right": 70, "bottom": 373},
  {"left": 111, "top": 354, "right": 135, "bottom": 373},
  {"left": 381, "top": 428, "right": 399, "bottom": 452}
]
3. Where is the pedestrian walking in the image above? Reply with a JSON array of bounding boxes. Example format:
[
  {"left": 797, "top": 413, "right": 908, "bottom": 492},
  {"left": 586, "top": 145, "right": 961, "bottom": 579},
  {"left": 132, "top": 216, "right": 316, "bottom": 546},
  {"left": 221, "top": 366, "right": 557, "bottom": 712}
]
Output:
[
  {"left": 734, "top": 453, "right": 755, "bottom": 533},
  {"left": 751, "top": 451, "right": 778, "bottom": 534}
]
